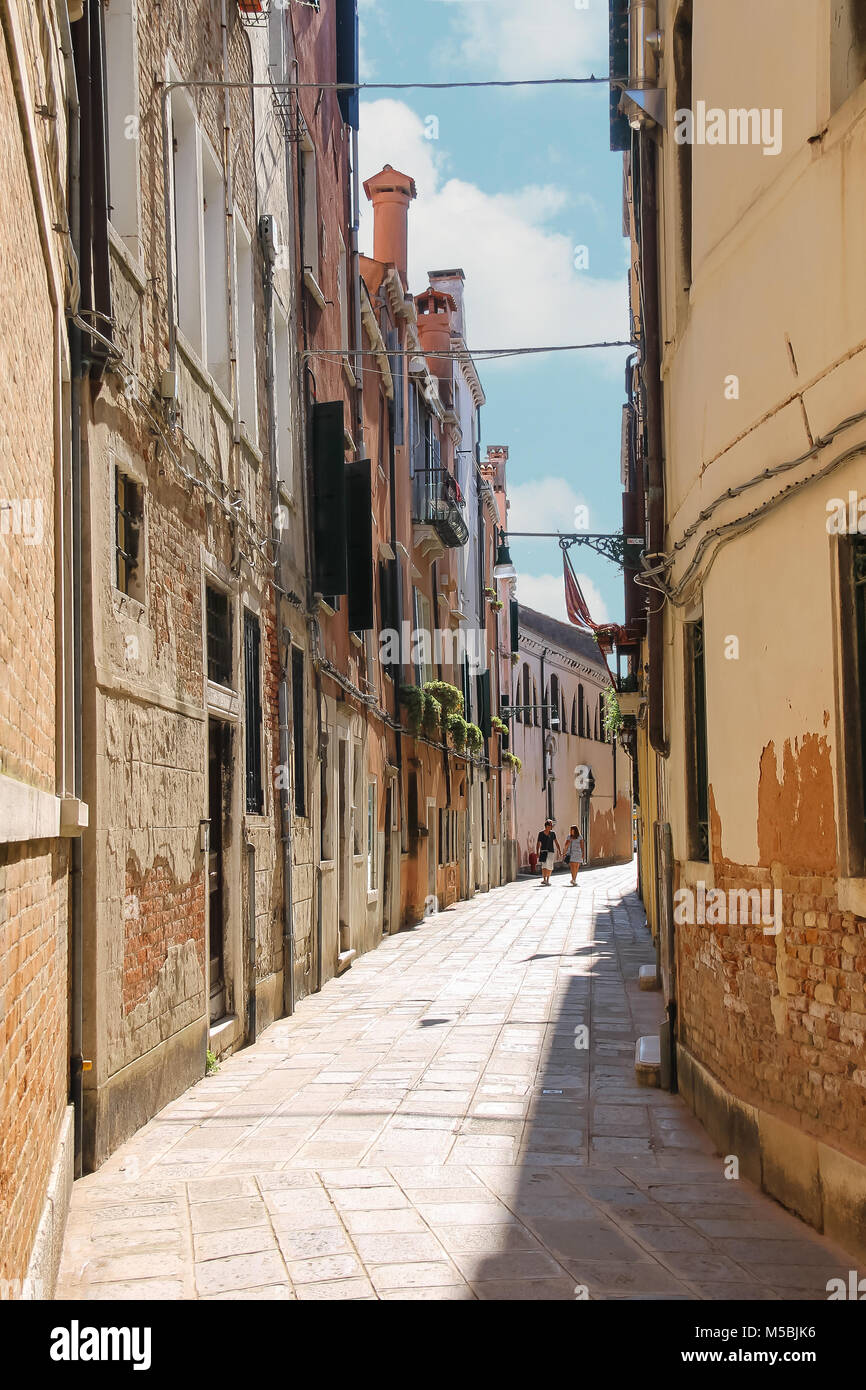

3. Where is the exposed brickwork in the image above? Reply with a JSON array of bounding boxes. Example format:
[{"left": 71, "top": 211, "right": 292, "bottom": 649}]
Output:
[
  {"left": 677, "top": 783, "right": 866, "bottom": 1160},
  {"left": 123, "top": 855, "right": 205, "bottom": 1015},
  {"left": 0, "top": 842, "right": 68, "bottom": 1289}
]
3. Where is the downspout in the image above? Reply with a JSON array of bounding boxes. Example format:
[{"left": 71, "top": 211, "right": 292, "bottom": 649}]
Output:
[
  {"left": 350, "top": 126, "right": 364, "bottom": 455},
  {"left": 245, "top": 839, "right": 256, "bottom": 1041},
  {"left": 260, "top": 216, "right": 295, "bottom": 1019},
  {"left": 637, "top": 128, "right": 669, "bottom": 759},
  {"left": 58, "top": 0, "right": 84, "bottom": 1180},
  {"left": 221, "top": 0, "right": 241, "bottom": 450},
  {"left": 290, "top": 56, "right": 324, "bottom": 993}
]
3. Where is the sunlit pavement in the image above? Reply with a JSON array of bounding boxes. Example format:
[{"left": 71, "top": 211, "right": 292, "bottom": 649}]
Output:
[{"left": 56, "top": 861, "right": 853, "bottom": 1300}]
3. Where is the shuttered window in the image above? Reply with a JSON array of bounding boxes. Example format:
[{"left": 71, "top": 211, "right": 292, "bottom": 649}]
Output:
[{"left": 244, "top": 612, "right": 263, "bottom": 814}]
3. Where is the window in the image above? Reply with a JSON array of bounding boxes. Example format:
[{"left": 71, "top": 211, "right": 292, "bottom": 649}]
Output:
[
  {"left": 413, "top": 587, "right": 433, "bottom": 686},
  {"left": 300, "top": 139, "right": 320, "bottom": 289},
  {"left": 169, "top": 84, "right": 203, "bottom": 356},
  {"left": 337, "top": 233, "right": 350, "bottom": 360},
  {"left": 105, "top": 0, "right": 140, "bottom": 260},
  {"left": 837, "top": 538, "right": 866, "bottom": 876},
  {"left": 549, "top": 675, "right": 560, "bottom": 730},
  {"left": 831, "top": 1, "right": 866, "bottom": 113},
  {"left": 367, "top": 783, "right": 377, "bottom": 890},
  {"left": 274, "top": 299, "right": 294, "bottom": 492},
  {"left": 291, "top": 646, "right": 306, "bottom": 816},
  {"left": 353, "top": 744, "right": 363, "bottom": 854},
  {"left": 202, "top": 139, "right": 230, "bottom": 396},
  {"left": 594, "top": 705, "right": 599, "bottom": 741},
  {"left": 235, "top": 215, "right": 257, "bottom": 443},
  {"left": 206, "top": 584, "right": 232, "bottom": 687},
  {"left": 578, "top": 683, "right": 585, "bottom": 738},
  {"left": 532, "top": 679, "right": 539, "bottom": 726},
  {"left": 115, "top": 469, "right": 143, "bottom": 600},
  {"left": 243, "top": 612, "right": 263, "bottom": 813},
  {"left": 320, "top": 732, "right": 333, "bottom": 859},
  {"left": 686, "top": 619, "right": 710, "bottom": 862},
  {"left": 672, "top": 0, "right": 693, "bottom": 291}
]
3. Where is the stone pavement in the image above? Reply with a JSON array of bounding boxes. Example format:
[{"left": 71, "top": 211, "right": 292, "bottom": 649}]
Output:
[{"left": 56, "top": 861, "right": 854, "bottom": 1301}]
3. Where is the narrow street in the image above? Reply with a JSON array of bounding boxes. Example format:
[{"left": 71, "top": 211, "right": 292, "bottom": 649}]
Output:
[{"left": 54, "top": 862, "right": 852, "bottom": 1302}]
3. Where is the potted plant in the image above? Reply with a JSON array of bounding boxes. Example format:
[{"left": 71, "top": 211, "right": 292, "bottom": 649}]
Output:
[
  {"left": 447, "top": 712, "right": 469, "bottom": 751},
  {"left": 502, "top": 751, "right": 522, "bottom": 773},
  {"left": 465, "top": 722, "right": 483, "bottom": 755},
  {"left": 399, "top": 684, "right": 425, "bottom": 734},
  {"left": 490, "top": 715, "right": 507, "bottom": 736}
]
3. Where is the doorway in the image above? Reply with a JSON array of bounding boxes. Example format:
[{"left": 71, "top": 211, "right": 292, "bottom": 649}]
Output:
[{"left": 207, "top": 719, "right": 229, "bottom": 1022}]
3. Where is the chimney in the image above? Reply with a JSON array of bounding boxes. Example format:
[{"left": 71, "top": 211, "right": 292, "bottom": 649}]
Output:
[
  {"left": 362, "top": 165, "right": 417, "bottom": 287},
  {"left": 415, "top": 286, "right": 456, "bottom": 403}
]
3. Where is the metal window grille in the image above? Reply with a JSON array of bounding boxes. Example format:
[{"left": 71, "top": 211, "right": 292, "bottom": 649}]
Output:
[
  {"left": 206, "top": 585, "right": 232, "bottom": 688},
  {"left": 244, "top": 612, "right": 263, "bottom": 814},
  {"left": 115, "top": 470, "right": 142, "bottom": 596}
]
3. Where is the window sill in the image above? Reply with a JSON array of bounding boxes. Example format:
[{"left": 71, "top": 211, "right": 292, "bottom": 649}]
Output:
[
  {"left": 366, "top": 889, "right": 379, "bottom": 905},
  {"left": 342, "top": 354, "right": 359, "bottom": 388},
  {"left": 303, "top": 269, "right": 327, "bottom": 309},
  {"left": 112, "top": 588, "right": 146, "bottom": 621},
  {"left": 838, "top": 878, "right": 866, "bottom": 918},
  {"left": 176, "top": 330, "right": 233, "bottom": 424},
  {"left": 207, "top": 680, "right": 239, "bottom": 720},
  {"left": 108, "top": 222, "right": 146, "bottom": 293}
]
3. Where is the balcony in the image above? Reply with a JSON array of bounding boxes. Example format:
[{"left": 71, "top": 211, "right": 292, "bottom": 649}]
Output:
[{"left": 412, "top": 467, "right": 469, "bottom": 555}]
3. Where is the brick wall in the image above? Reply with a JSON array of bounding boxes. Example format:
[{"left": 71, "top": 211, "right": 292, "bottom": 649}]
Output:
[
  {"left": 0, "top": 844, "right": 68, "bottom": 1289},
  {"left": 677, "top": 860, "right": 866, "bottom": 1160}
]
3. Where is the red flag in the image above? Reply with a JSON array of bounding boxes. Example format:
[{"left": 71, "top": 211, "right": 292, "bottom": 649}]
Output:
[{"left": 563, "top": 549, "right": 597, "bottom": 630}]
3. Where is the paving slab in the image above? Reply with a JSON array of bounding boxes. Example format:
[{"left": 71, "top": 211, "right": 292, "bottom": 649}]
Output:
[{"left": 55, "top": 862, "right": 857, "bottom": 1302}]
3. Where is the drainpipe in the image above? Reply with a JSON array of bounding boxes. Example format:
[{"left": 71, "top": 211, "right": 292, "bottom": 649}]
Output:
[
  {"left": 350, "top": 126, "right": 364, "bottom": 455},
  {"left": 245, "top": 840, "right": 256, "bottom": 1041},
  {"left": 288, "top": 55, "right": 324, "bottom": 993},
  {"left": 259, "top": 215, "right": 295, "bottom": 1019},
  {"left": 637, "top": 128, "right": 669, "bottom": 759},
  {"left": 58, "top": 0, "right": 84, "bottom": 1181}
]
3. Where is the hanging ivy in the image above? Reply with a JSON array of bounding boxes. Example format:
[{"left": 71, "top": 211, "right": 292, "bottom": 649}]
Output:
[
  {"left": 502, "top": 751, "right": 522, "bottom": 773},
  {"left": 465, "top": 722, "right": 483, "bottom": 754},
  {"left": 603, "top": 686, "right": 623, "bottom": 740},
  {"left": 422, "top": 693, "right": 442, "bottom": 739},
  {"left": 399, "top": 684, "right": 425, "bottom": 734},
  {"left": 490, "top": 715, "right": 507, "bottom": 735},
  {"left": 423, "top": 681, "right": 464, "bottom": 718}
]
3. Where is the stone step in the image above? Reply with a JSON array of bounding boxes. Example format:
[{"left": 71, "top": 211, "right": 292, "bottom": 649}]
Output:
[
  {"left": 635, "top": 1034, "right": 661, "bottom": 1087},
  {"left": 638, "top": 964, "right": 659, "bottom": 990}
]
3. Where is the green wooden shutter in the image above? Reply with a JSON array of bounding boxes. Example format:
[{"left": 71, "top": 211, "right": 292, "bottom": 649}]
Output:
[{"left": 312, "top": 401, "right": 348, "bottom": 596}]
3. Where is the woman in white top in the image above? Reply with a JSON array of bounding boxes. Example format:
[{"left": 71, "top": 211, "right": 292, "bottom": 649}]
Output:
[{"left": 563, "top": 825, "right": 585, "bottom": 885}]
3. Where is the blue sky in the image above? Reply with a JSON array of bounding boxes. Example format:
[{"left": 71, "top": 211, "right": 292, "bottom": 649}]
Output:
[{"left": 357, "top": 0, "right": 632, "bottom": 624}]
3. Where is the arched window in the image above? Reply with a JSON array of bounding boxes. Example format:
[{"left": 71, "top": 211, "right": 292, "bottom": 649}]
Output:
[
  {"left": 594, "top": 705, "right": 599, "bottom": 740},
  {"left": 599, "top": 692, "right": 606, "bottom": 743},
  {"left": 571, "top": 696, "right": 577, "bottom": 735},
  {"left": 577, "top": 683, "right": 585, "bottom": 738},
  {"left": 549, "top": 674, "right": 560, "bottom": 730},
  {"left": 562, "top": 691, "right": 568, "bottom": 733},
  {"left": 532, "top": 679, "right": 540, "bottom": 725}
]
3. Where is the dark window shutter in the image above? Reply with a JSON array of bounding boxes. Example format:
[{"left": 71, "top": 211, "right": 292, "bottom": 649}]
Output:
[
  {"left": 312, "top": 401, "right": 348, "bottom": 597},
  {"left": 509, "top": 598, "right": 519, "bottom": 655},
  {"left": 244, "top": 612, "right": 263, "bottom": 814},
  {"left": 335, "top": 0, "right": 359, "bottom": 130},
  {"left": 499, "top": 692, "right": 510, "bottom": 750},
  {"left": 476, "top": 670, "right": 491, "bottom": 739},
  {"left": 346, "top": 459, "right": 374, "bottom": 631}
]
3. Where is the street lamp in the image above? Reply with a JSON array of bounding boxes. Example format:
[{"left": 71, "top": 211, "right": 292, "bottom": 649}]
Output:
[{"left": 493, "top": 528, "right": 517, "bottom": 580}]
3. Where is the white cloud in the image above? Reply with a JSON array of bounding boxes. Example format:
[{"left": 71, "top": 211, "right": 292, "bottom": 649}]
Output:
[
  {"left": 447, "top": 0, "right": 609, "bottom": 81},
  {"left": 515, "top": 569, "right": 609, "bottom": 626},
  {"left": 506, "top": 476, "right": 592, "bottom": 535},
  {"left": 358, "top": 100, "right": 627, "bottom": 356}
]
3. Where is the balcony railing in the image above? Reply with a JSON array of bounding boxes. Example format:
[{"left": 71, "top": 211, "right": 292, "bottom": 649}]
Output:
[{"left": 412, "top": 467, "right": 469, "bottom": 548}]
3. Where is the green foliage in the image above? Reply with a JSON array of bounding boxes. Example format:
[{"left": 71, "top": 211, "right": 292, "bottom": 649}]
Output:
[
  {"left": 399, "top": 684, "right": 425, "bottom": 733},
  {"left": 490, "top": 599, "right": 504, "bottom": 612},
  {"left": 465, "top": 722, "right": 483, "bottom": 754},
  {"left": 206, "top": 1049, "right": 220, "bottom": 1075},
  {"left": 422, "top": 681, "right": 464, "bottom": 718},
  {"left": 422, "top": 693, "right": 442, "bottom": 738},
  {"left": 447, "top": 712, "right": 469, "bottom": 751},
  {"left": 603, "top": 687, "right": 623, "bottom": 740},
  {"left": 490, "top": 715, "right": 507, "bottom": 735},
  {"left": 502, "top": 751, "right": 522, "bottom": 773}
]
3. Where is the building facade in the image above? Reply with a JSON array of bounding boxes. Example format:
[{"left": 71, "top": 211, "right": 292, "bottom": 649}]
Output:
[
  {"left": 0, "top": 0, "right": 79, "bottom": 1299},
  {"left": 609, "top": 0, "right": 866, "bottom": 1253},
  {"left": 512, "top": 606, "right": 633, "bottom": 870}
]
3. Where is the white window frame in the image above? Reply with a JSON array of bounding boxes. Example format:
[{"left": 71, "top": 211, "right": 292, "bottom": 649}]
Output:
[
  {"left": 235, "top": 212, "right": 257, "bottom": 445},
  {"left": 105, "top": 0, "right": 141, "bottom": 262}
]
